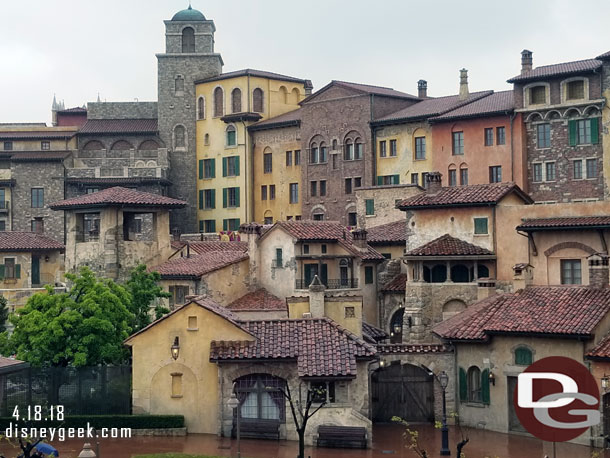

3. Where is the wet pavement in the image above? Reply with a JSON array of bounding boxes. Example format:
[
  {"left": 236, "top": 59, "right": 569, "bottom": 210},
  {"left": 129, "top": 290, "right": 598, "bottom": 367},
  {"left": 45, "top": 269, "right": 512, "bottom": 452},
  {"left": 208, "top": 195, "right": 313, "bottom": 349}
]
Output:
[{"left": 0, "top": 424, "right": 608, "bottom": 458}]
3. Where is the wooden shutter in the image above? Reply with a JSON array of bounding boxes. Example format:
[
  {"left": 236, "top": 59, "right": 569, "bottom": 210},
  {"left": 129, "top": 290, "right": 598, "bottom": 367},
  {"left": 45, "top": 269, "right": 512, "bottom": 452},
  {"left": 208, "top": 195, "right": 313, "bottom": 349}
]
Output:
[
  {"left": 591, "top": 117, "right": 599, "bottom": 144},
  {"left": 223, "top": 219, "right": 228, "bottom": 231},
  {"left": 393, "top": 174, "right": 400, "bottom": 184},
  {"left": 235, "top": 157, "right": 240, "bottom": 176},
  {"left": 235, "top": 188, "right": 240, "bottom": 207},
  {"left": 377, "top": 176, "right": 383, "bottom": 186},
  {"left": 222, "top": 158, "right": 227, "bottom": 177},
  {"left": 0, "top": 265, "right": 5, "bottom": 280},
  {"left": 15, "top": 264, "right": 21, "bottom": 279},
  {"left": 222, "top": 188, "right": 227, "bottom": 208},
  {"left": 210, "top": 189, "right": 215, "bottom": 209},
  {"left": 365, "top": 199, "right": 374, "bottom": 215},
  {"left": 481, "top": 368, "right": 490, "bottom": 405},
  {"left": 210, "top": 159, "right": 216, "bottom": 178},
  {"left": 198, "top": 160, "right": 203, "bottom": 179},
  {"left": 199, "top": 220, "right": 203, "bottom": 232},
  {"left": 209, "top": 220, "right": 216, "bottom": 233},
  {"left": 459, "top": 367, "right": 467, "bottom": 402},
  {"left": 568, "top": 120, "right": 577, "bottom": 146},
  {"left": 198, "top": 190, "right": 204, "bottom": 210}
]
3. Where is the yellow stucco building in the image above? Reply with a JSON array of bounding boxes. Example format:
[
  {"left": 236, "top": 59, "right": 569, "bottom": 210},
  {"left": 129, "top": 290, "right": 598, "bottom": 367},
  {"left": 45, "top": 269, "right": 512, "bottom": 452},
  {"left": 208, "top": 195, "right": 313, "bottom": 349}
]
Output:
[{"left": 195, "top": 70, "right": 311, "bottom": 232}]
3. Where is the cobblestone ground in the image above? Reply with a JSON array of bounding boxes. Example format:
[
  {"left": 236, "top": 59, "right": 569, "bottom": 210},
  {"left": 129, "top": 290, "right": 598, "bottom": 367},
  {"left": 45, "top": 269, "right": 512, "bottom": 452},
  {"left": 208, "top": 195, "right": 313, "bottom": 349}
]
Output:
[{"left": 0, "top": 424, "right": 607, "bottom": 457}]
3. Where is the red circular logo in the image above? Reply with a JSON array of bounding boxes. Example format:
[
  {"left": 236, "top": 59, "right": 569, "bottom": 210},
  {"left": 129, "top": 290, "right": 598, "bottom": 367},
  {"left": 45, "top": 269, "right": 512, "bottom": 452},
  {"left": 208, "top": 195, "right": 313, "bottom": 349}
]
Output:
[{"left": 513, "top": 356, "right": 600, "bottom": 442}]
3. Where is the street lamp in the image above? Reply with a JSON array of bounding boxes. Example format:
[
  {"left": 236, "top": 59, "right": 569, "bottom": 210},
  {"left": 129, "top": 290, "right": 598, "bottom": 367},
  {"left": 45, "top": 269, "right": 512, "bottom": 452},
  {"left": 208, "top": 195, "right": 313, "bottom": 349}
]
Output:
[
  {"left": 171, "top": 336, "right": 180, "bottom": 360},
  {"left": 602, "top": 374, "right": 610, "bottom": 391},
  {"left": 227, "top": 390, "right": 241, "bottom": 458},
  {"left": 438, "top": 370, "right": 450, "bottom": 456}
]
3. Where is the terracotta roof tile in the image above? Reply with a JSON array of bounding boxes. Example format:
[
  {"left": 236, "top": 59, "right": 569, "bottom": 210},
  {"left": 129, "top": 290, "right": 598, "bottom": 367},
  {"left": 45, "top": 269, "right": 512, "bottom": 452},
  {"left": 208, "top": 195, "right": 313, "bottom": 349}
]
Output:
[
  {"left": 375, "top": 90, "right": 493, "bottom": 123},
  {"left": 249, "top": 108, "right": 302, "bottom": 131},
  {"left": 154, "top": 251, "right": 248, "bottom": 279},
  {"left": 78, "top": 119, "right": 158, "bottom": 134},
  {"left": 227, "top": 289, "right": 286, "bottom": 312},
  {"left": 517, "top": 216, "right": 610, "bottom": 231},
  {"left": 366, "top": 220, "right": 406, "bottom": 245},
  {"left": 406, "top": 234, "right": 493, "bottom": 257},
  {"left": 507, "top": 59, "right": 602, "bottom": 83},
  {"left": 587, "top": 333, "right": 610, "bottom": 359},
  {"left": 0, "top": 232, "right": 64, "bottom": 252},
  {"left": 210, "top": 318, "right": 377, "bottom": 377},
  {"left": 195, "top": 68, "right": 312, "bottom": 86},
  {"left": 434, "top": 286, "right": 610, "bottom": 341},
  {"left": 381, "top": 273, "right": 407, "bottom": 292},
  {"left": 431, "top": 91, "right": 514, "bottom": 121},
  {"left": 397, "top": 182, "right": 532, "bottom": 209},
  {"left": 9, "top": 152, "right": 69, "bottom": 162},
  {"left": 331, "top": 81, "right": 419, "bottom": 100},
  {"left": 362, "top": 322, "right": 388, "bottom": 343},
  {"left": 49, "top": 187, "right": 186, "bottom": 209},
  {"left": 0, "top": 131, "right": 76, "bottom": 140},
  {"left": 377, "top": 344, "right": 452, "bottom": 354}
]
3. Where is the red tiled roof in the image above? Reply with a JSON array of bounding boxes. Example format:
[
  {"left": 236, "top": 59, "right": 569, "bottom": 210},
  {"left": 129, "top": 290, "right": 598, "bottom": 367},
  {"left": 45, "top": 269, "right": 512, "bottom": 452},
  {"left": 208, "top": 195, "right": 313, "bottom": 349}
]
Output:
[
  {"left": 49, "top": 187, "right": 186, "bottom": 209},
  {"left": 374, "top": 91, "right": 493, "bottom": 124},
  {"left": 381, "top": 273, "right": 407, "bottom": 292},
  {"left": 586, "top": 333, "right": 610, "bottom": 359},
  {"left": 154, "top": 251, "right": 248, "bottom": 279},
  {"left": 397, "top": 182, "right": 533, "bottom": 209},
  {"left": 362, "top": 322, "right": 388, "bottom": 343},
  {"left": 0, "top": 232, "right": 64, "bottom": 251},
  {"left": 78, "top": 119, "right": 158, "bottom": 135},
  {"left": 0, "top": 131, "right": 76, "bottom": 140},
  {"left": 366, "top": 220, "right": 406, "bottom": 245},
  {"left": 195, "top": 68, "right": 312, "bottom": 86},
  {"left": 434, "top": 286, "right": 610, "bottom": 342},
  {"left": 65, "top": 177, "right": 171, "bottom": 186},
  {"left": 8, "top": 152, "right": 70, "bottom": 162},
  {"left": 431, "top": 91, "right": 514, "bottom": 122},
  {"left": 249, "top": 108, "right": 302, "bottom": 131},
  {"left": 227, "top": 289, "right": 286, "bottom": 312},
  {"left": 597, "top": 51, "right": 610, "bottom": 60},
  {"left": 507, "top": 59, "right": 602, "bottom": 83},
  {"left": 377, "top": 344, "right": 452, "bottom": 354},
  {"left": 406, "top": 234, "right": 493, "bottom": 257},
  {"left": 0, "top": 356, "right": 28, "bottom": 373},
  {"left": 210, "top": 318, "right": 376, "bottom": 377},
  {"left": 517, "top": 216, "right": 610, "bottom": 231}
]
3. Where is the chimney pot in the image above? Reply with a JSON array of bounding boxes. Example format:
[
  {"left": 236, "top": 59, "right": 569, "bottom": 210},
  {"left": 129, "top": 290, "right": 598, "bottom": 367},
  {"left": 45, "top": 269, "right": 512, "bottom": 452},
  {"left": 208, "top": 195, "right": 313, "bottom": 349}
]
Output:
[
  {"left": 425, "top": 172, "right": 442, "bottom": 194},
  {"left": 417, "top": 79, "right": 428, "bottom": 98},
  {"left": 588, "top": 253, "right": 609, "bottom": 289},
  {"left": 521, "top": 49, "right": 533, "bottom": 74},
  {"left": 459, "top": 69, "right": 469, "bottom": 100}
]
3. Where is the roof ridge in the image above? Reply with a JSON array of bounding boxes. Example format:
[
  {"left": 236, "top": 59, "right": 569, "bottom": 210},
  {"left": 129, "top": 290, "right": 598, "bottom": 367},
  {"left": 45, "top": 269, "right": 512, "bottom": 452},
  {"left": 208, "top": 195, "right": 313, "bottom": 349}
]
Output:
[{"left": 332, "top": 80, "right": 396, "bottom": 90}]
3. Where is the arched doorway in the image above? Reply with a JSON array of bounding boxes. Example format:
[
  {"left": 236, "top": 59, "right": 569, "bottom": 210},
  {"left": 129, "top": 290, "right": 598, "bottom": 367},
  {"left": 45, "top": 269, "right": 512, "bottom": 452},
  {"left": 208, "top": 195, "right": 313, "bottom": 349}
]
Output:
[
  {"left": 371, "top": 363, "right": 434, "bottom": 423},
  {"left": 389, "top": 308, "right": 404, "bottom": 343}
]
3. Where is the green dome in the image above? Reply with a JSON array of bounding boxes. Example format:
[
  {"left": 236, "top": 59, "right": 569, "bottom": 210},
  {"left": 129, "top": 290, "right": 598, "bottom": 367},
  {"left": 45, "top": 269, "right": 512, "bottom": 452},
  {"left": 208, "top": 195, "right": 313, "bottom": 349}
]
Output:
[{"left": 171, "top": 5, "right": 206, "bottom": 21}]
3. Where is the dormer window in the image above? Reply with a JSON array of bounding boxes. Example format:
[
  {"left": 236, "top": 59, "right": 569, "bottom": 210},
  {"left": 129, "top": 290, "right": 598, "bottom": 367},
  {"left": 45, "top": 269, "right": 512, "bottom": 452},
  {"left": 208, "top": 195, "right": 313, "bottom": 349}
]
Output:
[
  {"left": 530, "top": 86, "right": 546, "bottom": 105},
  {"left": 567, "top": 80, "right": 585, "bottom": 100}
]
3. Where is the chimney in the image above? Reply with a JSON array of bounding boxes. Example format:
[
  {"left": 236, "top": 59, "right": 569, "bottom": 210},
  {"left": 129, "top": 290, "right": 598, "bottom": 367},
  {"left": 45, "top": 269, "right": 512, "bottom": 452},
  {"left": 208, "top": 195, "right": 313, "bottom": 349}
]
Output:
[
  {"left": 417, "top": 80, "right": 428, "bottom": 99},
  {"left": 588, "top": 253, "right": 609, "bottom": 289},
  {"left": 459, "top": 69, "right": 469, "bottom": 100},
  {"left": 308, "top": 275, "right": 326, "bottom": 318},
  {"left": 425, "top": 172, "right": 442, "bottom": 194},
  {"left": 521, "top": 49, "right": 533, "bottom": 74},
  {"left": 477, "top": 278, "right": 496, "bottom": 301},
  {"left": 352, "top": 228, "right": 368, "bottom": 250},
  {"left": 239, "top": 222, "right": 263, "bottom": 290},
  {"left": 512, "top": 263, "right": 533, "bottom": 291}
]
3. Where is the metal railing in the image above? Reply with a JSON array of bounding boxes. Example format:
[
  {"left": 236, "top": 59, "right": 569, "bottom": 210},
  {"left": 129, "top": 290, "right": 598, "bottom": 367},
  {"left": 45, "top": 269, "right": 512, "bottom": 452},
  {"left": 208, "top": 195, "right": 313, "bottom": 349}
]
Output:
[
  {"left": 75, "top": 230, "right": 100, "bottom": 243},
  {"left": 295, "top": 278, "right": 359, "bottom": 290}
]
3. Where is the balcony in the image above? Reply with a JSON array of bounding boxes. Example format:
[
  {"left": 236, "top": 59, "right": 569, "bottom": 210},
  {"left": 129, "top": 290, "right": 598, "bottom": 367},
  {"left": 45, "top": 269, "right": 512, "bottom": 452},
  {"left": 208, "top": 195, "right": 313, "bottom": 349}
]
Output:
[
  {"left": 295, "top": 278, "right": 359, "bottom": 290},
  {"left": 75, "top": 230, "right": 100, "bottom": 243}
]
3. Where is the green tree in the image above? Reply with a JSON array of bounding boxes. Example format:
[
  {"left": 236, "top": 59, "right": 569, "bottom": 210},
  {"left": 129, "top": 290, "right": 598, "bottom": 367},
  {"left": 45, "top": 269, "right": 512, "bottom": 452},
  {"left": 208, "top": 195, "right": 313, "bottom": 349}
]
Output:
[
  {"left": 0, "top": 295, "right": 9, "bottom": 333},
  {"left": 125, "top": 264, "right": 171, "bottom": 333},
  {"left": 6, "top": 266, "right": 132, "bottom": 367}
]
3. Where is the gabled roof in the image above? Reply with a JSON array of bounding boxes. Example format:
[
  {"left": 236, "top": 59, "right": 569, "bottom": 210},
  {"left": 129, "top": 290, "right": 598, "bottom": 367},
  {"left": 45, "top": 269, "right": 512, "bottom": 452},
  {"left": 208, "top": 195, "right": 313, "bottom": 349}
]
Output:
[
  {"left": 431, "top": 91, "right": 514, "bottom": 122},
  {"left": 366, "top": 220, "right": 406, "bottom": 245},
  {"left": 381, "top": 273, "right": 407, "bottom": 292},
  {"left": 248, "top": 108, "right": 302, "bottom": 132},
  {"left": 507, "top": 59, "right": 602, "bottom": 83},
  {"left": 586, "top": 333, "right": 610, "bottom": 360},
  {"left": 210, "top": 318, "right": 377, "bottom": 377},
  {"left": 405, "top": 234, "right": 493, "bottom": 257},
  {"left": 78, "top": 119, "right": 158, "bottom": 135},
  {"left": 195, "top": 69, "right": 312, "bottom": 87},
  {"left": 125, "top": 296, "right": 255, "bottom": 344},
  {"left": 154, "top": 251, "right": 249, "bottom": 280},
  {"left": 226, "top": 288, "right": 286, "bottom": 312},
  {"left": 362, "top": 321, "right": 389, "bottom": 344},
  {"left": 301, "top": 80, "right": 419, "bottom": 105},
  {"left": 373, "top": 90, "right": 493, "bottom": 125},
  {"left": 49, "top": 187, "right": 186, "bottom": 210},
  {"left": 434, "top": 286, "right": 610, "bottom": 342},
  {"left": 397, "top": 182, "right": 533, "bottom": 210},
  {"left": 517, "top": 216, "right": 610, "bottom": 231},
  {"left": 0, "top": 232, "right": 64, "bottom": 252}
]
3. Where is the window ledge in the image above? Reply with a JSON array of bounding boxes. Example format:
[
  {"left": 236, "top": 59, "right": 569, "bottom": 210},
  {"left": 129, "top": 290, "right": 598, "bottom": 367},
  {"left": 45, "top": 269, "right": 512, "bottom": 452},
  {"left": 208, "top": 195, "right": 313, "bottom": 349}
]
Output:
[
  {"left": 171, "top": 395, "right": 183, "bottom": 399},
  {"left": 187, "top": 328, "right": 199, "bottom": 332},
  {"left": 365, "top": 214, "right": 376, "bottom": 218},
  {"left": 463, "top": 402, "right": 487, "bottom": 408},
  {"left": 473, "top": 233, "right": 489, "bottom": 237}
]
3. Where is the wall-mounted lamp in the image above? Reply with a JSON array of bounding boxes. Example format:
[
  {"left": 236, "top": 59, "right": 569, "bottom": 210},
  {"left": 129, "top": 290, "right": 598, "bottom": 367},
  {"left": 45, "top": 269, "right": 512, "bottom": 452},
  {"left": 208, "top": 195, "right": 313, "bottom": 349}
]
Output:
[
  {"left": 44, "top": 255, "right": 50, "bottom": 262},
  {"left": 602, "top": 374, "right": 610, "bottom": 391},
  {"left": 171, "top": 336, "right": 180, "bottom": 360},
  {"left": 379, "top": 358, "right": 387, "bottom": 368},
  {"left": 489, "top": 371, "right": 496, "bottom": 386},
  {"left": 393, "top": 324, "right": 402, "bottom": 335},
  {"left": 439, "top": 370, "right": 449, "bottom": 390}
]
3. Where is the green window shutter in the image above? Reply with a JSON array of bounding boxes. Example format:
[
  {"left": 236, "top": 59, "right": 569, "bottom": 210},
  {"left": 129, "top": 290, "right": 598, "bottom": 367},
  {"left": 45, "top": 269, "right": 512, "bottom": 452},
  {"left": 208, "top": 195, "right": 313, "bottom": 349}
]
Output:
[
  {"left": 235, "top": 219, "right": 240, "bottom": 230},
  {"left": 365, "top": 199, "right": 374, "bottom": 216},
  {"left": 223, "top": 219, "right": 228, "bottom": 231},
  {"left": 568, "top": 119, "right": 577, "bottom": 146},
  {"left": 199, "top": 220, "right": 203, "bottom": 232},
  {"left": 459, "top": 367, "right": 467, "bottom": 402},
  {"left": 515, "top": 347, "right": 533, "bottom": 365},
  {"left": 199, "top": 190, "right": 204, "bottom": 210},
  {"left": 15, "top": 264, "right": 21, "bottom": 279},
  {"left": 210, "top": 159, "right": 216, "bottom": 178},
  {"left": 276, "top": 248, "right": 283, "bottom": 265},
  {"left": 591, "top": 118, "right": 599, "bottom": 144},
  {"left": 481, "top": 368, "right": 490, "bottom": 405},
  {"left": 235, "top": 157, "right": 240, "bottom": 176},
  {"left": 210, "top": 189, "right": 216, "bottom": 209},
  {"left": 365, "top": 266, "right": 374, "bottom": 284},
  {"left": 222, "top": 158, "right": 227, "bottom": 177},
  {"left": 393, "top": 174, "right": 400, "bottom": 184},
  {"left": 222, "top": 188, "right": 227, "bottom": 208},
  {"left": 474, "top": 218, "right": 488, "bottom": 235},
  {"left": 235, "top": 188, "right": 240, "bottom": 207},
  {"left": 210, "top": 220, "right": 216, "bottom": 233},
  {"left": 198, "top": 160, "right": 203, "bottom": 179},
  {"left": 377, "top": 176, "right": 383, "bottom": 186},
  {"left": 0, "top": 265, "right": 5, "bottom": 280}
]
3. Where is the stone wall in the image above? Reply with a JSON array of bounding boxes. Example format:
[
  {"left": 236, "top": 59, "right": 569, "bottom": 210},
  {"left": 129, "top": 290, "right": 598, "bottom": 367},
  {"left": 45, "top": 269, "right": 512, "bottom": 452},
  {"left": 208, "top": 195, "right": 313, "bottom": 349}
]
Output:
[
  {"left": 355, "top": 184, "right": 421, "bottom": 229},
  {"left": 86, "top": 102, "right": 158, "bottom": 120}
]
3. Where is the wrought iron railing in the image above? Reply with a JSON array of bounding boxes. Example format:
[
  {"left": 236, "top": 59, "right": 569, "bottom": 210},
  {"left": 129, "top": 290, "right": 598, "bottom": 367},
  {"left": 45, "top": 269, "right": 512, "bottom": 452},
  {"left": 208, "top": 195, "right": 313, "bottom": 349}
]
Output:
[{"left": 295, "top": 278, "right": 359, "bottom": 290}]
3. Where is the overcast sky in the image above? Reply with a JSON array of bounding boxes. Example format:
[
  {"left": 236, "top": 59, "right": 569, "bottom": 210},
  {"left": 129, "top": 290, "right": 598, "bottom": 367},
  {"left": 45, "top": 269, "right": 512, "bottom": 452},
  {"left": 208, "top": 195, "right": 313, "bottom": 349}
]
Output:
[{"left": 2, "top": 0, "right": 610, "bottom": 124}]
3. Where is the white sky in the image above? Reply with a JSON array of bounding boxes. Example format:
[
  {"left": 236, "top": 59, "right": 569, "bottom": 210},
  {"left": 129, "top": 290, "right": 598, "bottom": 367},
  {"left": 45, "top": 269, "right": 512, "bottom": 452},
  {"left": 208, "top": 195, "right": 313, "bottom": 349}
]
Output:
[{"left": 1, "top": 0, "right": 609, "bottom": 124}]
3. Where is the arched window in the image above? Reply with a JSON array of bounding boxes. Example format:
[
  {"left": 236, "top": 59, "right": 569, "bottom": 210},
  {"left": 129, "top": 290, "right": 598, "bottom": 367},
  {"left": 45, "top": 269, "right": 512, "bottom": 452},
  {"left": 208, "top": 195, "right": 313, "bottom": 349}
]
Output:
[
  {"left": 83, "top": 140, "right": 104, "bottom": 151},
  {"left": 139, "top": 140, "right": 160, "bottom": 151},
  {"left": 253, "top": 88, "right": 264, "bottom": 113},
  {"left": 181, "top": 27, "right": 195, "bottom": 53},
  {"left": 339, "top": 259, "right": 349, "bottom": 286},
  {"left": 291, "top": 87, "right": 300, "bottom": 104},
  {"left": 214, "top": 87, "right": 223, "bottom": 117},
  {"left": 344, "top": 139, "right": 354, "bottom": 160},
  {"left": 204, "top": 133, "right": 210, "bottom": 146},
  {"left": 478, "top": 264, "right": 490, "bottom": 278},
  {"left": 431, "top": 264, "right": 447, "bottom": 283},
  {"left": 279, "top": 86, "right": 288, "bottom": 104},
  {"left": 231, "top": 88, "right": 242, "bottom": 113},
  {"left": 515, "top": 346, "right": 533, "bottom": 366},
  {"left": 197, "top": 97, "right": 205, "bottom": 120},
  {"left": 319, "top": 142, "right": 328, "bottom": 163},
  {"left": 174, "top": 125, "right": 186, "bottom": 148},
  {"left": 175, "top": 75, "right": 184, "bottom": 93},
  {"left": 234, "top": 374, "right": 285, "bottom": 420},
  {"left": 390, "top": 308, "right": 404, "bottom": 344},
  {"left": 354, "top": 138, "right": 363, "bottom": 160},
  {"left": 332, "top": 139, "right": 338, "bottom": 150},
  {"left": 310, "top": 142, "right": 319, "bottom": 164},
  {"left": 226, "top": 125, "right": 236, "bottom": 146},
  {"left": 467, "top": 366, "right": 482, "bottom": 402},
  {"left": 450, "top": 264, "right": 470, "bottom": 283},
  {"left": 110, "top": 140, "right": 134, "bottom": 150}
]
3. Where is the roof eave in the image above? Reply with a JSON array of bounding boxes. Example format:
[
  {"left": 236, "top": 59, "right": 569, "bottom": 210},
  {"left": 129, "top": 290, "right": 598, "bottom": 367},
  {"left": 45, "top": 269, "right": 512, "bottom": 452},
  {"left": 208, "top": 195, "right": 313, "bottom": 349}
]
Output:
[
  {"left": 430, "top": 109, "right": 514, "bottom": 123},
  {"left": 248, "top": 119, "right": 300, "bottom": 132},
  {"left": 517, "top": 224, "right": 610, "bottom": 232},
  {"left": 404, "top": 254, "right": 496, "bottom": 261}
]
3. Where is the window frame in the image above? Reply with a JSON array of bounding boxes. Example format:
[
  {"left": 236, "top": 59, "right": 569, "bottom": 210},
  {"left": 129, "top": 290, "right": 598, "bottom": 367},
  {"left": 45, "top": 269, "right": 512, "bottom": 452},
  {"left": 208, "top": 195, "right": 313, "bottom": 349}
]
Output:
[
  {"left": 489, "top": 166, "right": 502, "bottom": 183},
  {"left": 560, "top": 259, "right": 582, "bottom": 285},
  {"left": 496, "top": 126, "right": 506, "bottom": 145},
  {"left": 414, "top": 137, "right": 426, "bottom": 160},
  {"left": 452, "top": 132, "right": 464, "bottom": 156},
  {"left": 536, "top": 123, "right": 551, "bottom": 149},
  {"left": 484, "top": 128, "right": 494, "bottom": 146},
  {"left": 31, "top": 188, "right": 44, "bottom": 208},
  {"left": 474, "top": 217, "right": 489, "bottom": 235}
]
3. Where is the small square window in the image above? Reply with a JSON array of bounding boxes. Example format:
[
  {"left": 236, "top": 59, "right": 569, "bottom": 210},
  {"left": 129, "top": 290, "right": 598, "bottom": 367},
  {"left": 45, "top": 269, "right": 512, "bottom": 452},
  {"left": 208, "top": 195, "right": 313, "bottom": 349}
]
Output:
[
  {"left": 474, "top": 217, "right": 488, "bottom": 235},
  {"left": 345, "top": 306, "right": 355, "bottom": 318},
  {"left": 530, "top": 86, "right": 546, "bottom": 104},
  {"left": 3, "top": 142, "right": 12, "bottom": 151},
  {"left": 188, "top": 316, "right": 198, "bottom": 330},
  {"left": 303, "top": 244, "right": 309, "bottom": 254},
  {"left": 567, "top": 80, "right": 584, "bottom": 100},
  {"left": 41, "top": 141, "right": 50, "bottom": 150}
]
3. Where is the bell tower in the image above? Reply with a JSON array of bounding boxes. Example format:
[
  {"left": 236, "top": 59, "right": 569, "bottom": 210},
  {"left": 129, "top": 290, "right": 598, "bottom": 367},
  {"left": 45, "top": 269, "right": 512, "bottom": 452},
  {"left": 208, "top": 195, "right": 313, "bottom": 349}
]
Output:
[{"left": 157, "top": 5, "right": 223, "bottom": 233}]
